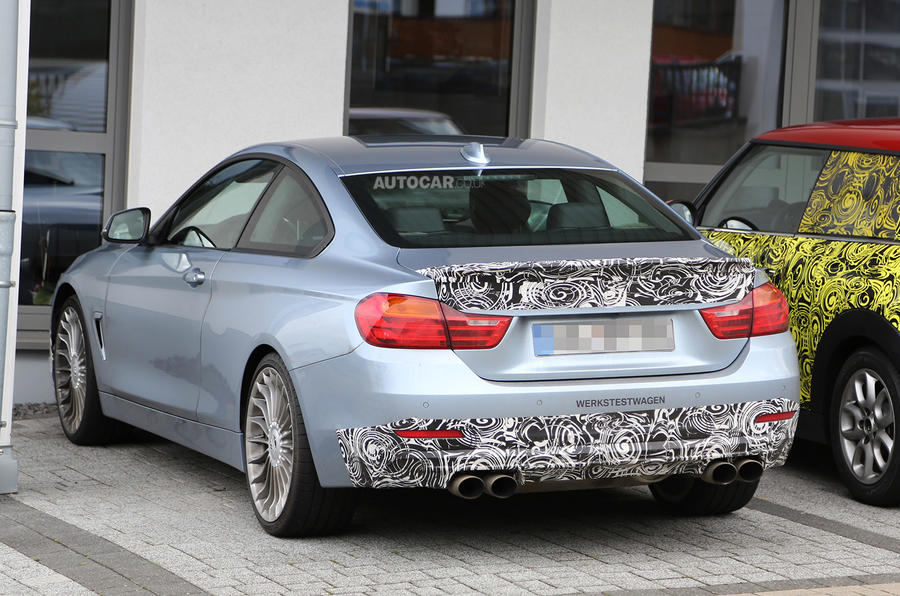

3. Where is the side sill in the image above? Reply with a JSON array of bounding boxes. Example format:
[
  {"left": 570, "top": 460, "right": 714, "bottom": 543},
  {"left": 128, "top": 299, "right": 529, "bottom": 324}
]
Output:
[{"left": 99, "top": 392, "right": 245, "bottom": 472}]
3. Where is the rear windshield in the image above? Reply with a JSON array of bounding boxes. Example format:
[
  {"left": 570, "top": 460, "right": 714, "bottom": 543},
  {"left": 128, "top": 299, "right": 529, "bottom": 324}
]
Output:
[{"left": 341, "top": 169, "right": 695, "bottom": 248}]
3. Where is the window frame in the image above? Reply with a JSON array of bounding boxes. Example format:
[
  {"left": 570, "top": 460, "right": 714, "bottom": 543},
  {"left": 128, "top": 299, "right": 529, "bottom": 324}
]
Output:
[
  {"left": 341, "top": 0, "right": 536, "bottom": 138},
  {"left": 19, "top": 0, "right": 133, "bottom": 350}
]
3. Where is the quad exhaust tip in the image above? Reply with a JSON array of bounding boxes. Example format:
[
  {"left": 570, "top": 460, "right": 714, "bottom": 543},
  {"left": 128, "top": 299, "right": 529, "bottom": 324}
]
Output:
[
  {"left": 484, "top": 473, "right": 517, "bottom": 499},
  {"left": 448, "top": 472, "right": 517, "bottom": 499},
  {"left": 448, "top": 474, "right": 484, "bottom": 500},
  {"left": 736, "top": 458, "right": 764, "bottom": 483},
  {"left": 702, "top": 460, "right": 738, "bottom": 485},
  {"left": 701, "top": 458, "right": 763, "bottom": 485}
]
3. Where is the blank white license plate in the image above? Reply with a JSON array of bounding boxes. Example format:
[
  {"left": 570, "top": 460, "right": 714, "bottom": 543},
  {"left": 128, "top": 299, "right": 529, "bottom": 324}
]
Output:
[{"left": 532, "top": 318, "right": 674, "bottom": 356}]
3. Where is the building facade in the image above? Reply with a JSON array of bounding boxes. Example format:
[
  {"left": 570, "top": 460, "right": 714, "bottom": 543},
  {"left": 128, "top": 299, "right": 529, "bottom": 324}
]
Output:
[{"left": 13, "top": 0, "right": 897, "bottom": 401}]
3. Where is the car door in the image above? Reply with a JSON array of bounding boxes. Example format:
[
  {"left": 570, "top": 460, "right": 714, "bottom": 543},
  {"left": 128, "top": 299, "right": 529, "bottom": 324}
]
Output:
[
  {"left": 101, "top": 159, "right": 281, "bottom": 419},
  {"left": 196, "top": 166, "right": 334, "bottom": 430},
  {"left": 776, "top": 149, "right": 900, "bottom": 404}
]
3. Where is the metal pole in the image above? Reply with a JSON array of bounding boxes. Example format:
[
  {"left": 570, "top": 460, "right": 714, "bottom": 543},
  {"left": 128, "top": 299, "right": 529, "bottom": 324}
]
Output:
[{"left": 0, "top": 0, "right": 27, "bottom": 494}]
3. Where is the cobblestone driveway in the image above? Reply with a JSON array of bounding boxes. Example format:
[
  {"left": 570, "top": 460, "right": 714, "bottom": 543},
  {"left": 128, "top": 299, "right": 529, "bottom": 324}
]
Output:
[{"left": 5, "top": 414, "right": 900, "bottom": 595}]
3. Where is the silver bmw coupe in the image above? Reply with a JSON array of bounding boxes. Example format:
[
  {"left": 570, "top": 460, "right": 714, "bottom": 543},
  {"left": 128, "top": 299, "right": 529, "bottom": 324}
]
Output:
[{"left": 50, "top": 136, "right": 800, "bottom": 536}]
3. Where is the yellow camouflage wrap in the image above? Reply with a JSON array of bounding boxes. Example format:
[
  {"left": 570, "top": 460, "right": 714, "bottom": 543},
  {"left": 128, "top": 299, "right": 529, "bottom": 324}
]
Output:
[
  {"left": 799, "top": 151, "right": 900, "bottom": 239},
  {"left": 704, "top": 230, "right": 900, "bottom": 406}
]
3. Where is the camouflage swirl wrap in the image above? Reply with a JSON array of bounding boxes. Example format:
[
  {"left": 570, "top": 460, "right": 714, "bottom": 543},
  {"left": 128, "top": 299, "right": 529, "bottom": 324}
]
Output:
[
  {"left": 417, "top": 257, "right": 755, "bottom": 312},
  {"left": 705, "top": 230, "right": 900, "bottom": 405},
  {"left": 335, "top": 398, "right": 798, "bottom": 489},
  {"left": 800, "top": 151, "right": 900, "bottom": 239}
]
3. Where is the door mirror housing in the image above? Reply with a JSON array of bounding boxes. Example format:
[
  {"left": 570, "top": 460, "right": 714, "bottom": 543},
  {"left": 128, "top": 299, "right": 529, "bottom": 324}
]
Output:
[
  {"left": 103, "top": 207, "right": 151, "bottom": 243},
  {"left": 667, "top": 201, "right": 696, "bottom": 225}
]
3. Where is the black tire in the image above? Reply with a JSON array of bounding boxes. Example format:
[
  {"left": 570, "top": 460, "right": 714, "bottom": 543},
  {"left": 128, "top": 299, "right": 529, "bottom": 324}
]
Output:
[
  {"left": 830, "top": 347, "right": 900, "bottom": 506},
  {"left": 51, "top": 296, "right": 112, "bottom": 445},
  {"left": 244, "top": 353, "right": 358, "bottom": 536},
  {"left": 649, "top": 475, "right": 758, "bottom": 515}
]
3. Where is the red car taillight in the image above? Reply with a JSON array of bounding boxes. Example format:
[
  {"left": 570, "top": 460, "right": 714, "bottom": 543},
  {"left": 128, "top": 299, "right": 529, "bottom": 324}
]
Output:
[
  {"left": 700, "top": 282, "right": 789, "bottom": 340},
  {"left": 355, "top": 293, "right": 511, "bottom": 349}
]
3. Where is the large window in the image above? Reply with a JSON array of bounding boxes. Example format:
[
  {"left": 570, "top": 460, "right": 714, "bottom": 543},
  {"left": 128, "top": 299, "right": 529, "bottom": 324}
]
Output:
[
  {"left": 21, "top": 0, "right": 130, "bottom": 347},
  {"left": 644, "top": 0, "right": 786, "bottom": 203},
  {"left": 816, "top": 0, "right": 900, "bottom": 121},
  {"left": 348, "top": 0, "right": 530, "bottom": 137}
]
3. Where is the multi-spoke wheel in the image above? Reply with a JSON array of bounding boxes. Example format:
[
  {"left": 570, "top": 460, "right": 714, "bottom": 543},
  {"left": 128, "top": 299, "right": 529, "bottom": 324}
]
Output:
[
  {"left": 52, "top": 296, "right": 110, "bottom": 444},
  {"left": 246, "top": 365, "right": 295, "bottom": 522},
  {"left": 243, "top": 353, "right": 357, "bottom": 536},
  {"left": 832, "top": 348, "right": 900, "bottom": 506}
]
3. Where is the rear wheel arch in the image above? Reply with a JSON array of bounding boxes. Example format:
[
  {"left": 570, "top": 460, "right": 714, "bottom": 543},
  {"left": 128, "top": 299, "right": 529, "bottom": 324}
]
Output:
[
  {"left": 240, "top": 344, "right": 279, "bottom": 432},
  {"left": 51, "top": 283, "right": 77, "bottom": 336},
  {"left": 811, "top": 309, "right": 900, "bottom": 442}
]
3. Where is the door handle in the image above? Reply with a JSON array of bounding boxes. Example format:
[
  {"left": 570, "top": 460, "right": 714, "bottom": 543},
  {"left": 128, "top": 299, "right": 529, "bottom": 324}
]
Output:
[{"left": 183, "top": 267, "right": 206, "bottom": 287}]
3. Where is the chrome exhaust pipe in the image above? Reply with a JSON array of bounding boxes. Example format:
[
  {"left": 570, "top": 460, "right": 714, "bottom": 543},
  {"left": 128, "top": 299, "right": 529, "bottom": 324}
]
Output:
[
  {"left": 483, "top": 473, "right": 517, "bottom": 499},
  {"left": 736, "top": 458, "right": 764, "bottom": 483},
  {"left": 701, "top": 460, "right": 738, "bottom": 485},
  {"left": 448, "top": 474, "right": 484, "bottom": 500}
]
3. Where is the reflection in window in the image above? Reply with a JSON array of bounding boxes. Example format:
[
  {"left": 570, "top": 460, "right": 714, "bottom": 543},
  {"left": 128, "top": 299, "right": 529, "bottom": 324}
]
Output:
[
  {"left": 646, "top": 0, "right": 785, "bottom": 165},
  {"left": 27, "top": 0, "right": 110, "bottom": 132},
  {"left": 699, "top": 145, "right": 828, "bottom": 234},
  {"left": 21, "top": 151, "right": 104, "bottom": 306},
  {"left": 816, "top": 0, "right": 900, "bottom": 121},
  {"left": 349, "top": 0, "right": 514, "bottom": 136}
]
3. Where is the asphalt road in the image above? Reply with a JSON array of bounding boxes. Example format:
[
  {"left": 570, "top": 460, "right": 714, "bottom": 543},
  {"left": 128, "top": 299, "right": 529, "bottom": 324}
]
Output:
[{"left": 3, "top": 414, "right": 900, "bottom": 595}]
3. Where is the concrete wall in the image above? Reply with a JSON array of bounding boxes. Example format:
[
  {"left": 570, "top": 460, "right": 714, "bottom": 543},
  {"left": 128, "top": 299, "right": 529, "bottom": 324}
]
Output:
[
  {"left": 127, "top": 0, "right": 350, "bottom": 218},
  {"left": 530, "top": 0, "right": 653, "bottom": 180}
]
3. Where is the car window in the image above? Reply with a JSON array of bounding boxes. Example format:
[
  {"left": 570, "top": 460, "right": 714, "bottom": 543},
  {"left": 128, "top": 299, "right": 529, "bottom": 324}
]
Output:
[
  {"left": 700, "top": 145, "right": 829, "bottom": 233},
  {"left": 167, "top": 159, "right": 280, "bottom": 249},
  {"left": 237, "top": 169, "right": 331, "bottom": 255},
  {"left": 799, "top": 150, "right": 900, "bottom": 240},
  {"left": 341, "top": 168, "right": 694, "bottom": 248},
  {"left": 597, "top": 187, "right": 641, "bottom": 227}
]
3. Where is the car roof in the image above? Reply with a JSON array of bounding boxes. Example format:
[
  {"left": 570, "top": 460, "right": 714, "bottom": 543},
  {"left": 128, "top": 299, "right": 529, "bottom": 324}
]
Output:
[
  {"left": 755, "top": 118, "right": 900, "bottom": 152},
  {"left": 265, "top": 136, "right": 616, "bottom": 176}
]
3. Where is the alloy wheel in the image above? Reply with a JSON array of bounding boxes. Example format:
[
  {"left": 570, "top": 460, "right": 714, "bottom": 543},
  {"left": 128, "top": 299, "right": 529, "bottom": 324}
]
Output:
[
  {"left": 54, "top": 306, "right": 87, "bottom": 433},
  {"left": 245, "top": 366, "right": 295, "bottom": 522},
  {"left": 839, "top": 367, "right": 896, "bottom": 485}
]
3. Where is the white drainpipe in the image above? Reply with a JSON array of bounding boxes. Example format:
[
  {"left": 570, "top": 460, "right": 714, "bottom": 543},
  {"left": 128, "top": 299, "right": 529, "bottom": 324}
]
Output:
[{"left": 0, "top": 0, "right": 29, "bottom": 493}]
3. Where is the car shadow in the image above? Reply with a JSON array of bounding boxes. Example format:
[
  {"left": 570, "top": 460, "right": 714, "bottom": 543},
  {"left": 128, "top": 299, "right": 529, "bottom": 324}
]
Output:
[{"left": 782, "top": 438, "right": 838, "bottom": 480}]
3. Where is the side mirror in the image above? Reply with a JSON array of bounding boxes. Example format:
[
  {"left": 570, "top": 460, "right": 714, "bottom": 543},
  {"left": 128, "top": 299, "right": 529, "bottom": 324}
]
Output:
[
  {"left": 102, "top": 207, "right": 150, "bottom": 243},
  {"left": 718, "top": 216, "right": 757, "bottom": 231},
  {"left": 667, "top": 201, "right": 696, "bottom": 225}
]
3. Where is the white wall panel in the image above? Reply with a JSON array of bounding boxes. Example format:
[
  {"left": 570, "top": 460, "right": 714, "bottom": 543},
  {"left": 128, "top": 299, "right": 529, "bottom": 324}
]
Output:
[
  {"left": 128, "top": 0, "right": 349, "bottom": 217},
  {"left": 530, "top": 0, "right": 653, "bottom": 180}
]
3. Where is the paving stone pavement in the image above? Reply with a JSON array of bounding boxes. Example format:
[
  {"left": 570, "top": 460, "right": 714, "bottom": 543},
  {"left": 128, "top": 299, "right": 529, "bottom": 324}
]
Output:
[{"left": 4, "top": 415, "right": 900, "bottom": 595}]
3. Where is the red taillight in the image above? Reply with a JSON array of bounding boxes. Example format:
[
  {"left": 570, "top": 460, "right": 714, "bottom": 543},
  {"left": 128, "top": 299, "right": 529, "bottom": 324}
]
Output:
[
  {"left": 755, "top": 411, "right": 796, "bottom": 424},
  {"left": 441, "top": 303, "right": 511, "bottom": 349},
  {"left": 700, "top": 282, "right": 789, "bottom": 340},
  {"left": 749, "top": 282, "right": 790, "bottom": 336},
  {"left": 355, "top": 293, "right": 448, "bottom": 348},
  {"left": 355, "top": 293, "right": 511, "bottom": 350},
  {"left": 394, "top": 429, "right": 464, "bottom": 439}
]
